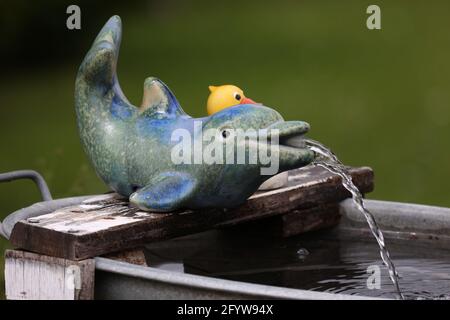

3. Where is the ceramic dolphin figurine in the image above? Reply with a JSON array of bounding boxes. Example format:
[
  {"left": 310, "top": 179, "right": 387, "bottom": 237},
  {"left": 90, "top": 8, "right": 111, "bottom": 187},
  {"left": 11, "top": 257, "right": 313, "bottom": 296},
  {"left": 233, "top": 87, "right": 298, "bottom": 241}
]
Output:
[{"left": 75, "top": 16, "right": 314, "bottom": 212}]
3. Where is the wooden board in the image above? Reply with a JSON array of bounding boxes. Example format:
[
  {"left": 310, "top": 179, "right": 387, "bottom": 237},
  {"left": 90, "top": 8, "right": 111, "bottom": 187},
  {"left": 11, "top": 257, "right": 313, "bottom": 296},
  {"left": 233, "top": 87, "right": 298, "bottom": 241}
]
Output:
[
  {"left": 4, "top": 250, "right": 94, "bottom": 300},
  {"left": 9, "top": 166, "right": 374, "bottom": 260}
]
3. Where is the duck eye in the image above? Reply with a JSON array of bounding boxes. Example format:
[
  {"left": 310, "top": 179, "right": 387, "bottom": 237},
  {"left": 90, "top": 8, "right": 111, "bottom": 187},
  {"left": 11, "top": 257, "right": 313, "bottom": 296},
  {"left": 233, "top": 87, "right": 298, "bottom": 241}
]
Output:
[
  {"left": 234, "top": 92, "right": 241, "bottom": 101},
  {"left": 221, "top": 129, "right": 231, "bottom": 139}
]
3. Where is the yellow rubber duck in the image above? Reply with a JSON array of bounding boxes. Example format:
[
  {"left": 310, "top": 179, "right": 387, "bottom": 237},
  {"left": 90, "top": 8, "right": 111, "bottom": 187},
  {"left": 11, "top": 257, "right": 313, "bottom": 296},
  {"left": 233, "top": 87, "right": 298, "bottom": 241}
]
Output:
[{"left": 206, "top": 85, "right": 257, "bottom": 115}]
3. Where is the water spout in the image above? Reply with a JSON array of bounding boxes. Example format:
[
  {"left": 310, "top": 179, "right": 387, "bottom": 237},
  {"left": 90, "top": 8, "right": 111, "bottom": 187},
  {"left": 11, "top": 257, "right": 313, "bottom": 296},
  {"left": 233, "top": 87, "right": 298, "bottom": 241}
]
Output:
[{"left": 303, "top": 138, "right": 404, "bottom": 300}]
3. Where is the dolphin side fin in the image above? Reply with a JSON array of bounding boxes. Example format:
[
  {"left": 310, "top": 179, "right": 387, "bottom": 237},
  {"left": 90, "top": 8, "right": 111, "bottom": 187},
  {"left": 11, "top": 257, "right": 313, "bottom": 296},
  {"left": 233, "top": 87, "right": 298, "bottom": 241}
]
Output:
[
  {"left": 129, "top": 172, "right": 197, "bottom": 212},
  {"left": 139, "top": 77, "right": 186, "bottom": 117}
]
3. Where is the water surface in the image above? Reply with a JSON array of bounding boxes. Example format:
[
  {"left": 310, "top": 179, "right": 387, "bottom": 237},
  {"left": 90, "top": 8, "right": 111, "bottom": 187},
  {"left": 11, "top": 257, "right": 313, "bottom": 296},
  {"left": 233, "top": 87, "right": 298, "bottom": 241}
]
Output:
[{"left": 144, "top": 228, "right": 450, "bottom": 299}]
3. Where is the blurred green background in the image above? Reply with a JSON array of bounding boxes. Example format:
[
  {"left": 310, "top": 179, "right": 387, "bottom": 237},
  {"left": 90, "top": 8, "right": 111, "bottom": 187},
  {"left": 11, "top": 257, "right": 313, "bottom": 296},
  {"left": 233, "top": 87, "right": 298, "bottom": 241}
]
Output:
[{"left": 1, "top": 0, "right": 450, "bottom": 298}]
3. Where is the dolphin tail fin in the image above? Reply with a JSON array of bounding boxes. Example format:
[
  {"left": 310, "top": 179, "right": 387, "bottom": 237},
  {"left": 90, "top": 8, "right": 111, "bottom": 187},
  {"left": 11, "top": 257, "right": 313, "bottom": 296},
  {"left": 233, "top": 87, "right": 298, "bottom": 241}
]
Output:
[
  {"left": 78, "top": 16, "right": 121, "bottom": 90},
  {"left": 76, "top": 15, "right": 135, "bottom": 114}
]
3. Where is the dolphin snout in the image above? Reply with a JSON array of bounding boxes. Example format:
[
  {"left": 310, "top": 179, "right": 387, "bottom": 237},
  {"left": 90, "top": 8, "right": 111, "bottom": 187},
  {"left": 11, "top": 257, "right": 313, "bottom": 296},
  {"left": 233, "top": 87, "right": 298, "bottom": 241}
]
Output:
[{"left": 267, "top": 120, "right": 310, "bottom": 141}]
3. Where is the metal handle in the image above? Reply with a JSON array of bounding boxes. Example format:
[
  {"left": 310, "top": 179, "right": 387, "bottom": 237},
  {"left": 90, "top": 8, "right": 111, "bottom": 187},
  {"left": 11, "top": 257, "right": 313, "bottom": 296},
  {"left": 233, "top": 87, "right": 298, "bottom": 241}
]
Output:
[
  {"left": 0, "top": 170, "right": 52, "bottom": 238},
  {"left": 0, "top": 170, "right": 52, "bottom": 201}
]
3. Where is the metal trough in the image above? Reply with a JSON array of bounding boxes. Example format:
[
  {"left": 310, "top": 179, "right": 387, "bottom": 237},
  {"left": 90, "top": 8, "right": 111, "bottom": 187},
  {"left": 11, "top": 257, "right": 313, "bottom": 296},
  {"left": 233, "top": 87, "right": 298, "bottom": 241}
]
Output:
[{"left": 4, "top": 197, "right": 450, "bottom": 299}]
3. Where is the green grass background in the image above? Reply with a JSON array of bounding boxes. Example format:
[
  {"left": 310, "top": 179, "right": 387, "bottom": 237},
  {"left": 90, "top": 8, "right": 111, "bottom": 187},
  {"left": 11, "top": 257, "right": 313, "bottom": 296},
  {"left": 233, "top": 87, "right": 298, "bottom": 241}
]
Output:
[{"left": 1, "top": 0, "right": 450, "bottom": 298}]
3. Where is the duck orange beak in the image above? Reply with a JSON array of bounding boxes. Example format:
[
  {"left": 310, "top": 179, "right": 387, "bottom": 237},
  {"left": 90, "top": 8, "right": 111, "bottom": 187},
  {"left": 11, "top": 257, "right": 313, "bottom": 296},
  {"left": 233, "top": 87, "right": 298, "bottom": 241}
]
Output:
[{"left": 241, "top": 97, "right": 257, "bottom": 105}]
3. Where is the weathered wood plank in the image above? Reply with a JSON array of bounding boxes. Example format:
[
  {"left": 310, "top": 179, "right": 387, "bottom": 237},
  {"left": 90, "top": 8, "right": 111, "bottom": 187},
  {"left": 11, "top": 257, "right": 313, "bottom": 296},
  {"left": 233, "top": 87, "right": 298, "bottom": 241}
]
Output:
[
  {"left": 9, "top": 166, "right": 373, "bottom": 260},
  {"left": 4, "top": 250, "right": 95, "bottom": 300}
]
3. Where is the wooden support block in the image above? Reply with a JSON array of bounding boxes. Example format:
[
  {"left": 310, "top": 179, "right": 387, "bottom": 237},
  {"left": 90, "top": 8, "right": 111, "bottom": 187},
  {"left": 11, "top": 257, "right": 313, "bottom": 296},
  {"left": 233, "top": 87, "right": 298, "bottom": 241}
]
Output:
[
  {"left": 9, "top": 166, "right": 373, "bottom": 261},
  {"left": 228, "top": 203, "right": 341, "bottom": 237},
  {"left": 278, "top": 203, "right": 341, "bottom": 237},
  {"left": 103, "top": 248, "right": 147, "bottom": 266},
  {"left": 4, "top": 249, "right": 94, "bottom": 300}
]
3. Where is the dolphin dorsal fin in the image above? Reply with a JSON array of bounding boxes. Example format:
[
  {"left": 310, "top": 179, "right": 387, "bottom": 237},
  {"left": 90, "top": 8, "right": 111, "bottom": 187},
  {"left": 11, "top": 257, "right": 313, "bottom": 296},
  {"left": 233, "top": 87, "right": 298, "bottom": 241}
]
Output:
[{"left": 140, "top": 77, "right": 185, "bottom": 116}]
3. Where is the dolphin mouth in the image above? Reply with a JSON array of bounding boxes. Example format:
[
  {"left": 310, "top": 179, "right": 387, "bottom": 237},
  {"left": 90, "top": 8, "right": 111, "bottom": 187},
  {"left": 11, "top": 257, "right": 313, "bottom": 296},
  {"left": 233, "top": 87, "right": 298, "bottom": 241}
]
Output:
[
  {"left": 261, "top": 120, "right": 315, "bottom": 167},
  {"left": 266, "top": 120, "right": 310, "bottom": 147}
]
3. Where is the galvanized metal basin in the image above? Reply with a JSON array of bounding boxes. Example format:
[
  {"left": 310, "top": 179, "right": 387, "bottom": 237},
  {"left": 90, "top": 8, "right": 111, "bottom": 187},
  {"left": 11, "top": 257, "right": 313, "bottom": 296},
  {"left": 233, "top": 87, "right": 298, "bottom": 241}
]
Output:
[{"left": 4, "top": 196, "right": 449, "bottom": 299}]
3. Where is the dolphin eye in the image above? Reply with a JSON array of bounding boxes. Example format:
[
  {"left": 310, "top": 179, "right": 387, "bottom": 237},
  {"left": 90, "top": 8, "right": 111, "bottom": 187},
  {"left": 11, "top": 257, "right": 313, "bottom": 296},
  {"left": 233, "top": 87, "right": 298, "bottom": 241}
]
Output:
[
  {"left": 233, "top": 92, "right": 241, "bottom": 101},
  {"left": 221, "top": 129, "right": 231, "bottom": 139}
]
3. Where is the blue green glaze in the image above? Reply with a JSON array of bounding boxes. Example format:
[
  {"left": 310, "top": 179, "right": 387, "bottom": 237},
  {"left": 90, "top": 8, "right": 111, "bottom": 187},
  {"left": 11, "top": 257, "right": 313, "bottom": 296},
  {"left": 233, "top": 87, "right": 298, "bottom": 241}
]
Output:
[{"left": 75, "top": 16, "right": 314, "bottom": 212}]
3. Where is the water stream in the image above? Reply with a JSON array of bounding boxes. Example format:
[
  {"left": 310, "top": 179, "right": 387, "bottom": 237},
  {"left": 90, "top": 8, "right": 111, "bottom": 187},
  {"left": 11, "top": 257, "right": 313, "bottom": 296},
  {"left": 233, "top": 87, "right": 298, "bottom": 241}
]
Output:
[{"left": 304, "top": 138, "right": 404, "bottom": 299}]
